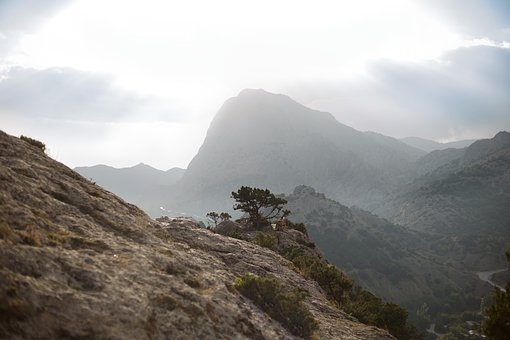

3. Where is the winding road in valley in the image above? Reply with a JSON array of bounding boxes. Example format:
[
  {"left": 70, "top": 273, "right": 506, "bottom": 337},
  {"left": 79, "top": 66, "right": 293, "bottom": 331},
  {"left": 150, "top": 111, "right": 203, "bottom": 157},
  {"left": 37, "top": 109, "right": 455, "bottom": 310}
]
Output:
[{"left": 476, "top": 268, "right": 508, "bottom": 291}]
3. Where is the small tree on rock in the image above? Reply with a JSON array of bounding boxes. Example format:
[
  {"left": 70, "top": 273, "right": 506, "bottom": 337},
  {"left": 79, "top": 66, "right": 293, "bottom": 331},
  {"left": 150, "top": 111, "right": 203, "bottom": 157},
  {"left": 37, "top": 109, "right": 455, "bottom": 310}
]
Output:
[
  {"left": 231, "top": 186, "right": 287, "bottom": 228},
  {"left": 206, "top": 212, "right": 220, "bottom": 227},
  {"left": 220, "top": 212, "right": 231, "bottom": 222},
  {"left": 206, "top": 211, "right": 232, "bottom": 227}
]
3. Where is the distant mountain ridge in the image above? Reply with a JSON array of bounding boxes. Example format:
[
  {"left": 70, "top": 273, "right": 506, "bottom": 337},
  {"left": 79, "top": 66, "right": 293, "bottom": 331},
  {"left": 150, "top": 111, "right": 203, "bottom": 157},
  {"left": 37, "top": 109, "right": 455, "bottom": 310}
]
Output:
[
  {"left": 284, "top": 185, "right": 489, "bottom": 320},
  {"left": 75, "top": 163, "right": 184, "bottom": 213},
  {"left": 400, "top": 136, "right": 477, "bottom": 153},
  {"left": 376, "top": 131, "right": 510, "bottom": 270}
]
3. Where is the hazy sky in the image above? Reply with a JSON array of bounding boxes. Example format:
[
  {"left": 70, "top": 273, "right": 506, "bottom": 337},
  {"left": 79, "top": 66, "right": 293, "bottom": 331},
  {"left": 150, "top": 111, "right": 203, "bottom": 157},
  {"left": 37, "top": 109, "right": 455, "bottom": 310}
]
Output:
[{"left": 1, "top": 0, "right": 509, "bottom": 169}]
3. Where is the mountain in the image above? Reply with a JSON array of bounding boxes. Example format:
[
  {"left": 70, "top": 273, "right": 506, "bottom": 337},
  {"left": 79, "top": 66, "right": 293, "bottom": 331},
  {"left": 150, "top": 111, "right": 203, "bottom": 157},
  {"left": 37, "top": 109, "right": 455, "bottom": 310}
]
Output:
[
  {"left": 414, "top": 148, "right": 465, "bottom": 177},
  {"left": 166, "top": 89, "right": 425, "bottom": 216},
  {"left": 75, "top": 163, "right": 184, "bottom": 216},
  {"left": 0, "top": 130, "right": 393, "bottom": 339},
  {"left": 283, "top": 186, "right": 489, "bottom": 325},
  {"left": 376, "top": 131, "right": 510, "bottom": 270},
  {"left": 400, "top": 136, "right": 477, "bottom": 153}
]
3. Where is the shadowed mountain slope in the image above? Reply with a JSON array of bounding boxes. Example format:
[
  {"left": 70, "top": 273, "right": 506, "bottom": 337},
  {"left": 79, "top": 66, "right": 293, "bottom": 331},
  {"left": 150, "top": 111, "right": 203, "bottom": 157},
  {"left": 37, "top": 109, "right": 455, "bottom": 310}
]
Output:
[
  {"left": 283, "top": 186, "right": 489, "bottom": 322},
  {"left": 376, "top": 131, "right": 510, "bottom": 270}
]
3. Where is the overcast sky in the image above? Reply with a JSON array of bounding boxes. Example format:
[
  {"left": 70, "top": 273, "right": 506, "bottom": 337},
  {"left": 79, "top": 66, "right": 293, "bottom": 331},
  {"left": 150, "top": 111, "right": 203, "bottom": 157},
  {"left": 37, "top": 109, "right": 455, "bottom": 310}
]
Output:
[{"left": 1, "top": 0, "right": 509, "bottom": 169}]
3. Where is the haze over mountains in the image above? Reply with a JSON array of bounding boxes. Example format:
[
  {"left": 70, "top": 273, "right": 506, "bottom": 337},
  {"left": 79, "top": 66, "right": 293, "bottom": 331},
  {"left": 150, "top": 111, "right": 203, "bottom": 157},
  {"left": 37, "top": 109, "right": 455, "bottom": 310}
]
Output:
[
  {"left": 75, "top": 163, "right": 184, "bottom": 210},
  {"left": 283, "top": 186, "right": 488, "bottom": 322},
  {"left": 76, "top": 89, "right": 486, "bottom": 221},
  {"left": 159, "top": 89, "right": 427, "bottom": 215},
  {"left": 399, "top": 136, "right": 477, "bottom": 153},
  {"left": 74, "top": 89, "right": 510, "bottom": 332},
  {"left": 375, "top": 131, "right": 510, "bottom": 271},
  {"left": 74, "top": 89, "right": 509, "bottom": 259},
  {"left": 2, "top": 131, "right": 395, "bottom": 339}
]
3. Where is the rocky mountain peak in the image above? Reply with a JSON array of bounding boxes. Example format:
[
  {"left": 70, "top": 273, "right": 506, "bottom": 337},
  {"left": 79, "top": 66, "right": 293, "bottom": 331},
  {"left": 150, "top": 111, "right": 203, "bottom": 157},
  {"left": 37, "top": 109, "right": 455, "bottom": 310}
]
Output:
[
  {"left": 493, "top": 130, "right": 510, "bottom": 142},
  {"left": 292, "top": 185, "right": 317, "bottom": 196},
  {"left": 463, "top": 130, "right": 510, "bottom": 164},
  {"left": 170, "top": 90, "right": 425, "bottom": 217}
]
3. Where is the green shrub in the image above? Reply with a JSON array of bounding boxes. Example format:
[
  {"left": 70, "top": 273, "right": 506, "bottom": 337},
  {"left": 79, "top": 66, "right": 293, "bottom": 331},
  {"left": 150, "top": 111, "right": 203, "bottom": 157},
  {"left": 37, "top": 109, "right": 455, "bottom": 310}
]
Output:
[
  {"left": 20, "top": 135, "right": 46, "bottom": 152},
  {"left": 345, "top": 288, "right": 420, "bottom": 340},
  {"left": 282, "top": 246, "right": 352, "bottom": 304},
  {"left": 206, "top": 211, "right": 232, "bottom": 227},
  {"left": 234, "top": 273, "right": 318, "bottom": 339},
  {"left": 482, "top": 250, "right": 510, "bottom": 339},
  {"left": 251, "top": 232, "right": 278, "bottom": 251},
  {"left": 287, "top": 221, "right": 308, "bottom": 236},
  {"left": 281, "top": 246, "right": 418, "bottom": 339},
  {"left": 309, "top": 263, "right": 353, "bottom": 303}
]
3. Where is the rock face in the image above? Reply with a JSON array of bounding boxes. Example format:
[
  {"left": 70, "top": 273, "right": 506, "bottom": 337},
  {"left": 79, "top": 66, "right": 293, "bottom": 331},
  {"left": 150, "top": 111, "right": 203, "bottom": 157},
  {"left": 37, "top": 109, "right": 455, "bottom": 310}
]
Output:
[{"left": 0, "top": 130, "right": 392, "bottom": 339}]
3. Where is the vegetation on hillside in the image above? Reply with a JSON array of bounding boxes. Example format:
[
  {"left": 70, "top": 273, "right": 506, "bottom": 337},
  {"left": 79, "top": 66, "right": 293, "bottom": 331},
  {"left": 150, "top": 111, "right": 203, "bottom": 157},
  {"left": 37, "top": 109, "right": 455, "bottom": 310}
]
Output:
[
  {"left": 284, "top": 186, "right": 492, "bottom": 334},
  {"left": 483, "top": 250, "right": 510, "bottom": 339},
  {"left": 20, "top": 135, "right": 45, "bottom": 152},
  {"left": 206, "top": 211, "right": 231, "bottom": 227},
  {"left": 287, "top": 220, "right": 308, "bottom": 236},
  {"left": 282, "top": 245, "right": 420, "bottom": 339},
  {"left": 234, "top": 273, "right": 318, "bottom": 339},
  {"left": 251, "top": 232, "right": 278, "bottom": 251},
  {"left": 224, "top": 186, "right": 421, "bottom": 339}
]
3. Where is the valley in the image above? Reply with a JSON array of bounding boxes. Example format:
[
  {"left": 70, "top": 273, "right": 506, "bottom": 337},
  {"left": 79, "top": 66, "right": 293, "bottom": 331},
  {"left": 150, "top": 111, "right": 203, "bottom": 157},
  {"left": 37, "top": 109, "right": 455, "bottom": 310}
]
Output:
[{"left": 476, "top": 268, "right": 509, "bottom": 291}]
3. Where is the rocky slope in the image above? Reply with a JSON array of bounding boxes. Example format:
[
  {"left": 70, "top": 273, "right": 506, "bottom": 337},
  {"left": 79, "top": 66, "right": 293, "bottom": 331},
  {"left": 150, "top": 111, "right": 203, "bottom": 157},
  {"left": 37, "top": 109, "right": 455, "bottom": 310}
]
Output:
[{"left": 0, "top": 130, "right": 392, "bottom": 339}]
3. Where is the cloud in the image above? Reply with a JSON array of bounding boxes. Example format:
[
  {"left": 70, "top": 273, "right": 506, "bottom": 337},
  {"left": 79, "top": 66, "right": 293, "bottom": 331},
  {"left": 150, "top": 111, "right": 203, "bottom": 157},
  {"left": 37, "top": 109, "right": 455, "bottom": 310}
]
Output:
[
  {"left": 0, "top": 0, "right": 75, "bottom": 58},
  {"left": 0, "top": 66, "right": 200, "bottom": 170},
  {"left": 419, "top": 0, "right": 510, "bottom": 41},
  {"left": 0, "top": 66, "right": 181, "bottom": 122},
  {"left": 284, "top": 46, "right": 510, "bottom": 141}
]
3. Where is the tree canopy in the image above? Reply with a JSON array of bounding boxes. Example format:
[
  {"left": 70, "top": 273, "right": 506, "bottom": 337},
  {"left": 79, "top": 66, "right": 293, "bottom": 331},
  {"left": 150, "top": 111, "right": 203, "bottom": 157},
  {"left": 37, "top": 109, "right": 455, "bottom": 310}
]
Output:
[
  {"left": 483, "top": 250, "right": 510, "bottom": 339},
  {"left": 206, "top": 211, "right": 231, "bottom": 227},
  {"left": 231, "top": 186, "right": 288, "bottom": 228}
]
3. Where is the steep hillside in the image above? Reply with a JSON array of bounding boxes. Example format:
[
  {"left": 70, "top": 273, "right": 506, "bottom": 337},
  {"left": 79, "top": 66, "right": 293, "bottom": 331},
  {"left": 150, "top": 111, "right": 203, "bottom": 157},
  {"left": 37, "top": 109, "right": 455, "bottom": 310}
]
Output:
[
  {"left": 377, "top": 131, "right": 510, "bottom": 270},
  {"left": 283, "top": 186, "right": 489, "bottom": 323},
  {"left": 166, "top": 89, "right": 424, "bottom": 216},
  {"left": 0, "top": 130, "right": 392, "bottom": 339},
  {"left": 75, "top": 163, "right": 184, "bottom": 216},
  {"left": 414, "top": 148, "right": 465, "bottom": 177}
]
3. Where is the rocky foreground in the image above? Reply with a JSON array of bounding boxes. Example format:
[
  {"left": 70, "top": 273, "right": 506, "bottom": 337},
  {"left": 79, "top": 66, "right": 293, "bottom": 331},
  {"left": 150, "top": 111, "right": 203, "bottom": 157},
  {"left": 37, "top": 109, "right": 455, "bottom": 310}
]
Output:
[{"left": 0, "top": 130, "right": 392, "bottom": 339}]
